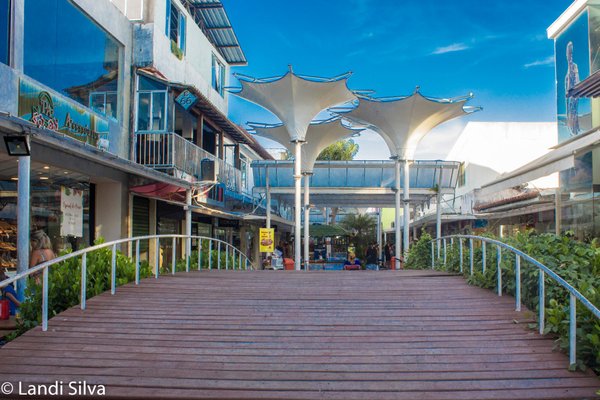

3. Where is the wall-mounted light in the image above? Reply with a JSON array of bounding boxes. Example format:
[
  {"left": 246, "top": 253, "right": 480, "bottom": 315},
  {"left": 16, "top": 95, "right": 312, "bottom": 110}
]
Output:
[{"left": 3, "top": 135, "right": 30, "bottom": 156}]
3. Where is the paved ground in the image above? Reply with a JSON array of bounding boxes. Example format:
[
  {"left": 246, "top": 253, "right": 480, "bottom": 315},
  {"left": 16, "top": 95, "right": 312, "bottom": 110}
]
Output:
[{"left": 0, "top": 270, "right": 598, "bottom": 399}]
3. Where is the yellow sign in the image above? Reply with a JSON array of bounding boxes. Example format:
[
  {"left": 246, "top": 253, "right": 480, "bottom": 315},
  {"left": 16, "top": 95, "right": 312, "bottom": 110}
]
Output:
[{"left": 259, "top": 228, "right": 275, "bottom": 252}]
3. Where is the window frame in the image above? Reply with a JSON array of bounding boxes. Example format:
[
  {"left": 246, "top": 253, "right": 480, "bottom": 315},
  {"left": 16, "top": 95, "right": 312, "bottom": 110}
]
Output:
[
  {"left": 0, "top": 0, "right": 10, "bottom": 66},
  {"left": 165, "top": 0, "right": 186, "bottom": 54},
  {"left": 136, "top": 76, "right": 168, "bottom": 132},
  {"left": 211, "top": 54, "right": 225, "bottom": 96}
]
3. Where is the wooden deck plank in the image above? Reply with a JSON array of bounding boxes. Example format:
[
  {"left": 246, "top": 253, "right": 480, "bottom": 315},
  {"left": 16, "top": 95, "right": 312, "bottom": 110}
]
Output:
[{"left": 0, "top": 270, "right": 597, "bottom": 400}]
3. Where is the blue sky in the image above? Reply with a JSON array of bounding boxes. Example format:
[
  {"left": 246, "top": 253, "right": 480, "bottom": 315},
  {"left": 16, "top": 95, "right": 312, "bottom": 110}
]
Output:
[{"left": 223, "top": 0, "right": 569, "bottom": 159}]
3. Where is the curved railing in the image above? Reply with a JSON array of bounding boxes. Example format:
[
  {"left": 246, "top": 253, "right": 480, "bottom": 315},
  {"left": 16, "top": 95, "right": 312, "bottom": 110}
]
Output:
[
  {"left": 0, "top": 235, "right": 253, "bottom": 332},
  {"left": 430, "top": 234, "right": 600, "bottom": 367}
]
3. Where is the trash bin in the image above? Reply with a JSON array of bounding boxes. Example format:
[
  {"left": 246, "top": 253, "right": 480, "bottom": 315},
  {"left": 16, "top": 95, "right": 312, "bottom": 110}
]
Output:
[{"left": 283, "top": 258, "right": 295, "bottom": 270}]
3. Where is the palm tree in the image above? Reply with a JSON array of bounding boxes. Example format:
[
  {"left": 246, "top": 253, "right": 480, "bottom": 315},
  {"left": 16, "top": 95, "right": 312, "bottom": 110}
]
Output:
[{"left": 340, "top": 213, "right": 376, "bottom": 260}]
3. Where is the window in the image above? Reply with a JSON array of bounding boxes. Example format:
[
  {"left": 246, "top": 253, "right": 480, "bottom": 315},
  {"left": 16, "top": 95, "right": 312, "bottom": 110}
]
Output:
[
  {"left": 90, "top": 90, "right": 118, "bottom": 120},
  {"left": 240, "top": 154, "right": 248, "bottom": 192},
  {"left": 0, "top": 0, "right": 9, "bottom": 65},
  {"left": 136, "top": 75, "right": 167, "bottom": 131},
  {"left": 165, "top": 0, "right": 185, "bottom": 55},
  {"left": 212, "top": 54, "right": 225, "bottom": 96},
  {"left": 458, "top": 163, "right": 466, "bottom": 187},
  {"left": 24, "top": 0, "right": 121, "bottom": 117}
]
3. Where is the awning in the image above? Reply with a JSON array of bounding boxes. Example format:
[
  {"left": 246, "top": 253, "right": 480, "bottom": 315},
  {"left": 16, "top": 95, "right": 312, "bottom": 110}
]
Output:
[
  {"left": 478, "top": 126, "right": 600, "bottom": 195},
  {"left": 568, "top": 69, "right": 600, "bottom": 98}
]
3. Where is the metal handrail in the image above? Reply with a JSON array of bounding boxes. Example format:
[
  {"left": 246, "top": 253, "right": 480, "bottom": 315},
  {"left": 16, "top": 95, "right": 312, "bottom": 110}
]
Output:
[
  {"left": 430, "top": 234, "right": 600, "bottom": 367},
  {"left": 0, "top": 235, "right": 253, "bottom": 332}
]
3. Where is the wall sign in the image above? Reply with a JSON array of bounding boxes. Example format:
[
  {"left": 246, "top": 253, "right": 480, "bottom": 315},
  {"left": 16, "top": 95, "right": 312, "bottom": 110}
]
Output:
[
  {"left": 175, "top": 89, "right": 197, "bottom": 110},
  {"left": 60, "top": 186, "right": 83, "bottom": 237},
  {"left": 18, "top": 78, "right": 110, "bottom": 150}
]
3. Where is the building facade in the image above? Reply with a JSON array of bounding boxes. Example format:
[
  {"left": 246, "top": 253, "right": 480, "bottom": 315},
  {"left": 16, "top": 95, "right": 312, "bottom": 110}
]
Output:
[{"left": 0, "top": 0, "right": 277, "bottom": 274}]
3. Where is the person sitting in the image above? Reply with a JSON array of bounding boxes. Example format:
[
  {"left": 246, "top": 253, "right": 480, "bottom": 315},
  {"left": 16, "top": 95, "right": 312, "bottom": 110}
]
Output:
[
  {"left": 343, "top": 253, "right": 362, "bottom": 271},
  {"left": 0, "top": 270, "right": 20, "bottom": 316}
]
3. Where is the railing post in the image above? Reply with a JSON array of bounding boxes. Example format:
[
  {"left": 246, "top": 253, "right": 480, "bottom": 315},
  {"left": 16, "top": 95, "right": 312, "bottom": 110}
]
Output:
[
  {"left": 469, "top": 238, "right": 474, "bottom": 275},
  {"left": 155, "top": 238, "right": 160, "bottom": 278},
  {"left": 482, "top": 241, "right": 486, "bottom": 274},
  {"left": 208, "top": 240, "right": 213, "bottom": 270},
  {"left": 496, "top": 245, "right": 502, "bottom": 296},
  {"left": 135, "top": 240, "right": 140, "bottom": 285},
  {"left": 430, "top": 241, "right": 434, "bottom": 269},
  {"left": 186, "top": 237, "right": 191, "bottom": 272},
  {"left": 226, "top": 244, "right": 229, "bottom": 270},
  {"left": 111, "top": 244, "right": 117, "bottom": 295},
  {"left": 81, "top": 253, "right": 87, "bottom": 310},
  {"left": 218, "top": 241, "right": 222, "bottom": 270},
  {"left": 569, "top": 293, "right": 576, "bottom": 366},
  {"left": 171, "top": 237, "right": 176, "bottom": 275},
  {"left": 539, "top": 270, "right": 545, "bottom": 335},
  {"left": 515, "top": 255, "right": 521, "bottom": 312},
  {"left": 198, "top": 239, "right": 202, "bottom": 270},
  {"left": 42, "top": 267, "right": 48, "bottom": 332},
  {"left": 459, "top": 238, "right": 463, "bottom": 273},
  {"left": 443, "top": 238, "right": 447, "bottom": 267}
]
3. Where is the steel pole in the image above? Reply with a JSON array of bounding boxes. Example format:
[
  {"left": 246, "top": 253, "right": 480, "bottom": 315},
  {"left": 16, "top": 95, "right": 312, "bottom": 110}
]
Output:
[
  {"left": 303, "top": 173, "right": 310, "bottom": 271},
  {"left": 266, "top": 167, "right": 271, "bottom": 229},
  {"left": 394, "top": 158, "right": 401, "bottom": 270},
  {"left": 16, "top": 155, "right": 30, "bottom": 301},
  {"left": 294, "top": 141, "right": 302, "bottom": 270},
  {"left": 185, "top": 189, "right": 192, "bottom": 272},
  {"left": 403, "top": 159, "right": 410, "bottom": 259}
]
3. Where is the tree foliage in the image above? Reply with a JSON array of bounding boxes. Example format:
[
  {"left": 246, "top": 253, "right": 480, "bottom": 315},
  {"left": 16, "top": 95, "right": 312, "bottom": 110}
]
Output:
[
  {"left": 317, "top": 139, "right": 359, "bottom": 161},
  {"left": 340, "top": 213, "right": 376, "bottom": 260}
]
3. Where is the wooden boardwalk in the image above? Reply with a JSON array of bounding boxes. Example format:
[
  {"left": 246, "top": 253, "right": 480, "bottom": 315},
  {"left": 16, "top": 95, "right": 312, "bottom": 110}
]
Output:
[{"left": 0, "top": 270, "right": 598, "bottom": 399}]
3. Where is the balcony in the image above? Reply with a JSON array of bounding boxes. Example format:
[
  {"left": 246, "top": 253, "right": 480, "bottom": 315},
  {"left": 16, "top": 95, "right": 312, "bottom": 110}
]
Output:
[{"left": 135, "top": 131, "right": 243, "bottom": 193}]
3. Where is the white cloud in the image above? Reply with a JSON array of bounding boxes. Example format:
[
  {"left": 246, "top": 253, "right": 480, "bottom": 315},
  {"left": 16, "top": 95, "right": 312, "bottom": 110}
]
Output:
[
  {"left": 431, "top": 42, "right": 469, "bottom": 55},
  {"left": 524, "top": 56, "right": 554, "bottom": 68}
]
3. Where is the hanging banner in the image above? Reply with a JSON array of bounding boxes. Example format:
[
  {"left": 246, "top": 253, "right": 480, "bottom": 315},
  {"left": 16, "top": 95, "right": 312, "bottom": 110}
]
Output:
[
  {"left": 60, "top": 186, "right": 84, "bottom": 237},
  {"left": 259, "top": 228, "right": 274, "bottom": 253}
]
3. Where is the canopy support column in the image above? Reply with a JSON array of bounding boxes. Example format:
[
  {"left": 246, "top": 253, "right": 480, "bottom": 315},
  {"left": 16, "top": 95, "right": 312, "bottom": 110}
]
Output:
[
  {"left": 294, "top": 140, "right": 302, "bottom": 271},
  {"left": 394, "top": 158, "right": 401, "bottom": 270},
  {"left": 376, "top": 208, "right": 382, "bottom": 263},
  {"left": 303, "top": 173, "right": 310, "bottom": 271},
  {"left": 17, "top": 154, "right": 30, "bottom": 301},
  {"left": 436, "top": 170, "right": 442, "bottom": 258},
  {"left": 266, "top": 167, "right": 271, "bottom": 229},
  {"left": 403, "top": 159, "right": 410, "bottom": 260}
]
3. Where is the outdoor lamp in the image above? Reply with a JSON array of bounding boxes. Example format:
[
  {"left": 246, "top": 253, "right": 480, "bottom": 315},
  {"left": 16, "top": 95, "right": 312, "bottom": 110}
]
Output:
[{"left": 4, "top": 135, "right": 31, "bottom": 156}]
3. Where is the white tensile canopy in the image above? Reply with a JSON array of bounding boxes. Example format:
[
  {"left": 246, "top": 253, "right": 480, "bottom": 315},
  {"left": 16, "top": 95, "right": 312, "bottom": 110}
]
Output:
[
  {"left": 251, "top": 118, "right": 361, "bottom": 268},
  {"left": 344, "top": 91, "right": 480, "bottom": 267},
  {"left": 233, "top": 69, "right": 356, "bottom": 270}
]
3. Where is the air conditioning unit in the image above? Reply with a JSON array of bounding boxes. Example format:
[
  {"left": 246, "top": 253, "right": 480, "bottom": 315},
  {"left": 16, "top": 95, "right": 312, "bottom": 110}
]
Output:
[{"left": 200, "top": 159, "right": 218, "bottom": 182}]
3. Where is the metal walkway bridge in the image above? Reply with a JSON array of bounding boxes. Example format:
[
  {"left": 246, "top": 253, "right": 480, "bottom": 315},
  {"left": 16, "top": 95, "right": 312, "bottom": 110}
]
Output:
[{"left": 1, "top": 269, "right": 598, "bottom": 400}]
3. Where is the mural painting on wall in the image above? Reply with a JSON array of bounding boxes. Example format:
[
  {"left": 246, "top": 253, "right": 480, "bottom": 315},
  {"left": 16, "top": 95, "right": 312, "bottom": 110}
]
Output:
[
  {"left": 556, "top": 10, "right": 591, "bottom": 143},
  {"left": 556, "top": 11, "right": 593, "bottom": 192}
]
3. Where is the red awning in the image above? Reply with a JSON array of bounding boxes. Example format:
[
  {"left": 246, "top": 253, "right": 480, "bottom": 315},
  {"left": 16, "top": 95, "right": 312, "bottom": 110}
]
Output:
[{"left": 130, "top": 183, "right": 187, "bottom": 202}]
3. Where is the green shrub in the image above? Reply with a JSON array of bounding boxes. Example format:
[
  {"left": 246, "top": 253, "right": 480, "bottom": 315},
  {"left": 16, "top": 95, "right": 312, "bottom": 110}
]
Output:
[{"left": 407, "top": 230, "right": 600, "bottom": 373}]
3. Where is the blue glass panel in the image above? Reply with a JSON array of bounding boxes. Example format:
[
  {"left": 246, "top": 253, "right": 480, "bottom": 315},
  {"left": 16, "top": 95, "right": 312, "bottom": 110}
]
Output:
[
  {"left": 24, "top": 0, "right": 120, "bottom": 116},
  {"left": 0, "top": 0, "right": 9, "bottom": 65}
]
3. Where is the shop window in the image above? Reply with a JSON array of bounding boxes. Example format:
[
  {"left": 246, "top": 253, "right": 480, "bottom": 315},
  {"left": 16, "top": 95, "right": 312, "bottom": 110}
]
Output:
[
  {"left": 165, "top": 0, "right": 185, "bottom": 56},
  {"left": 24, "top": 0, "right": 121, "bottom": 118},
  {"left": 212, "top": 54, "right": 225, "bottom": 96},
  {"left": 0, "top": 0, "right": 9, "bottom": 66},
  {"left": 136, "top": 76, "right": 167, "bottom": 131}
]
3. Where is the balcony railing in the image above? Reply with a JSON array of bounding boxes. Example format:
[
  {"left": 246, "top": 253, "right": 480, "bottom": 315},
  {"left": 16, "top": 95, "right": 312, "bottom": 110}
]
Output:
[{"left": 135, "top": 131, "right": 244, "bottom": 193}]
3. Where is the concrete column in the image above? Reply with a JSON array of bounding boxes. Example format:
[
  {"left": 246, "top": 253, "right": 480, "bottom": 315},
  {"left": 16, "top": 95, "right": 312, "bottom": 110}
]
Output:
[
  {"left": 148, "top": 199, "right": 157, "bottom": 270},
  {"left": 95, "top": 182, "right": 126, "bottom": 243},
  {"left": 403, "top": 159, "right": 410, "bottom": 259},
  {"left": 394, "top": 158, "right": 401, "bottom": 270},
  {"left": 16, "top": 155, "right": 30, "bottom": 301},
  {"left": 555, "top": 187, "right": 562, "bottom": 235},
  {"left": 376, "top": 208, "right": 382, "bottom": 262},
  {"left": 303, "top": 173, "right": 310, "bottom": 271},
  {"left": 294, "top": 141, "right": 302, "bottom": 270}
]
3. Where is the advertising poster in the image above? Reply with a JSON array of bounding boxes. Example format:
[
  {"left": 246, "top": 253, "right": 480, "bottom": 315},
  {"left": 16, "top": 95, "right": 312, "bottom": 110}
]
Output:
[
  {"left": 259, "top": 228, "right": 274, "bottom": 253},
  {"left": 60, "top": 186, "right": 84, "bottom": 237}
]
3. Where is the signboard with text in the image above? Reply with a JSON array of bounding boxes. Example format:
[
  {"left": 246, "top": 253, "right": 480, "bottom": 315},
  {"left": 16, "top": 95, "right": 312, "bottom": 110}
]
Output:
[
  {"left": 259, "top": 228, "right": 274, "bottom": 253},
  {"left": 60, "top": 186, "right": 83, "bottom": 237},
  {"left": 18, "top": 78, "right": 110, "bottom": 150}
]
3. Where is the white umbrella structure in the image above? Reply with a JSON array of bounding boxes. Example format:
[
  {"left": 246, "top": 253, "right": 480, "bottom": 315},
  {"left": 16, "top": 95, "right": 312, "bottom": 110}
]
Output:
[
  {"left": 232, "top": 68, "right": 356, "bottom": 269},
  {"left": 342, "top": 89, "right": 481, "bottom": 267},
  {"left": 251, "top": 118, "right": 362, "bottom": 269}
]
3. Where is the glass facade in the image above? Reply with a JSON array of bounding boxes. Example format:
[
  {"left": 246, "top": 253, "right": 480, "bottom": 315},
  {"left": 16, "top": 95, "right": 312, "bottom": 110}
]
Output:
[
  {"left": 24, "top": 0, "right": 121, "bottom": 120},
  {"left": 0, "top": 0, "right": 9, "bottom": 65}
]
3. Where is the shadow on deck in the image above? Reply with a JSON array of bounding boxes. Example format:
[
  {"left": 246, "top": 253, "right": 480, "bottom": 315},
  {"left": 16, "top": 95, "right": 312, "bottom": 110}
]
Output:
[{"left": 0, "top": 270, "right": 598, "bottom": 399}]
